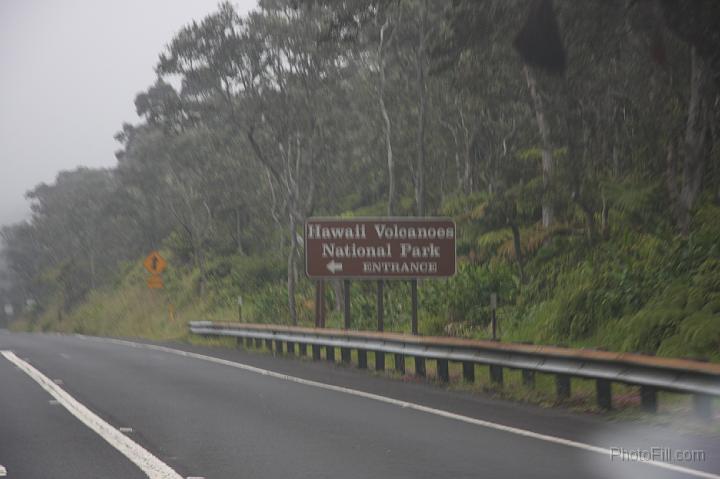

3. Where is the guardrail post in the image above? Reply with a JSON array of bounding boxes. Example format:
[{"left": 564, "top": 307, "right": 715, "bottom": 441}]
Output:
[
  {"left": 326, "top": 346, "right": 335, "bottom": 362},
  {"left": 415, "top": 356, "right": 426, "bottom": 377},
  {"left": 312, "top": 344, "right": 322, "bottom": 360},
  {"left": 489, "top": 365, "right": 503, "bottom": 385},
  {"left": 375, "top": 351, "right": 385, "bottom": 371},
  {"left": 358, "top": 349, "right": 368, "bottom": 369},
  {"left": 265, "top": 339, "right": 273, "bottom": 350},
  {"left": 255, "top": 338, "right": 262, "bottom": 348},
  {"left": 694, "top": 394, "right": 712, "bottom": 419},
  {"left": 556, "top": 374, "right": 571, "bottom": 400},
  {"left": 596, "top": 379, "right": 612, "bottom": 410},
  {"left": 236, "top": 337, "right": 243, "bottom": 349},
  {"left": 244, "top": 337, "right": 252, "bottom": 348},
  {"left": 437, "top": 359, "right": 449, "bottom": 382},
  {"left": 640, "top": 386, "right": 657, "bottom": 412},
  {"left": 275, "top": 339, "right": 283, "bottom": 354},
  {"left": 287, "top": 341, "right": 295, "bottom": 356},
  {"left": 462, "top": 362, "right": 474, "bottom": 382},
  {"left": 341, "top": 348, "right": 351, "bottom": 363},
  {"left": 522, "top": 370, "right": 535, "bottom": 388},
  {"left": 298, "top": 342, "right": 307, "bottom": 356},
  {"left": 395, "top": 354, "right": 405, "bottom": 374}
]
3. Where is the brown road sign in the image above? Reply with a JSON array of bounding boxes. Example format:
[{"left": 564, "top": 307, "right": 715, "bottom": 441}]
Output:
[
  {"left": 305, "top": 217, "right": 456, "bottom": 279},
  {"left": 143, "top": 251, "right": 167, "bottom": 275}
]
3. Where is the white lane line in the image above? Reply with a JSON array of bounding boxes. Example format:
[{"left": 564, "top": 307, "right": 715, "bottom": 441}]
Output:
[
  {"left": 1, "top": 351, "right": 182, "bottom": 479},
  {"left": 81, "top": 336, "right": 720, "bottom": 479},
  {"left": 0, "top": 465, "right": 6, "bottom": 476}
]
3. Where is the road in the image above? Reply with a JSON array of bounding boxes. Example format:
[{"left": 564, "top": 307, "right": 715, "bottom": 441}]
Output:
[{"left": 0, "top": 330, "right": 718, "bottom": 479}]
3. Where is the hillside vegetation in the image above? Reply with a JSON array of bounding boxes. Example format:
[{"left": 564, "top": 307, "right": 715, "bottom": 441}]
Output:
[{"left": 2, "top": 1, "right": 719, "bottom": 362}]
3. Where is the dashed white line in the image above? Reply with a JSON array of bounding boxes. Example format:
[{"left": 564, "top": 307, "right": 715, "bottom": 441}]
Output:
[
  {"left": 0, "top": 464, "right": 7, "bottom": 477},
  {"left": 84, "top": 335, "right": 720, "bottom": 479},
  {"left": 1, "top": 350, "right": 182, "bottom": 479}
]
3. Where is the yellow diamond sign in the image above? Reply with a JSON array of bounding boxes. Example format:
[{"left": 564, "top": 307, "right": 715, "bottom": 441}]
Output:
[{"left": 143, "top": 251, "right": 167, "bottom": 275}]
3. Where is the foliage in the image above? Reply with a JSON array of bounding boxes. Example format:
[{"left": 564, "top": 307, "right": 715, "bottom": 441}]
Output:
[
  {"left": 422, "top": 262, "right": 517, "bottom": 336},
  {"left": 1, "top": 1, "right": 719, "bottom": 362}
]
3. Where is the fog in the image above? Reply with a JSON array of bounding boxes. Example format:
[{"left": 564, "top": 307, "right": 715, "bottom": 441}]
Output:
[{"left": 0, "top": 0, "right": 257, "bottom": 227}]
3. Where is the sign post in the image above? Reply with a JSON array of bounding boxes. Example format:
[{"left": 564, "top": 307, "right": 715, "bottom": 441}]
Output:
[
  {"left": 305, "top": 217, "right": 456, "bottom": 336},
  {"left": 490, "top": 292, "right": 498, "bottom": 341},
  {"left": 411, "top": 279, "right": 418, "bottom": 335},
  {"left": 343, "top": 279, "right": 350, "bottom": 329},
  {"left": 320, "top": 281, "right": 326, "bottom": 328},
  {"left": 314, "top": 281, "right": 326, "bottom": 328},
  {"left": 376, "top": 280, "right": 384, "bottom": 332}
]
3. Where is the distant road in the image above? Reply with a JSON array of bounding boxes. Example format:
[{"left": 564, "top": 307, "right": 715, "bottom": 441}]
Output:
[{"left": 1, "top": 330, "right": 718, "bottom": 478}]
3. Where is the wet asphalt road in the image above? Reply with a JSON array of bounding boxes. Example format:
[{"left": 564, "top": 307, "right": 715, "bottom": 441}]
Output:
[{"left": 0, "top": 330, "right": 718, "bottom": 479}]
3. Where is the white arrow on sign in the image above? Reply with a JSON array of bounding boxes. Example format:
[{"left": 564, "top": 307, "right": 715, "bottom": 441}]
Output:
[{"left": 326, "top": 260, "right": 343, "bottom": 274}]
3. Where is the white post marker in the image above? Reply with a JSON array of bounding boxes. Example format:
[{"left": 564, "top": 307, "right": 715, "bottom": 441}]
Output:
[{"left": 0, "top": 351, "right": 182, "bottom": 479}]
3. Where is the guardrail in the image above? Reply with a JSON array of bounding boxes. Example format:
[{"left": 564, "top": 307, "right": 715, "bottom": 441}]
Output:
[{"left": 189, "top": 321, "right": 720, "bottom": 418}]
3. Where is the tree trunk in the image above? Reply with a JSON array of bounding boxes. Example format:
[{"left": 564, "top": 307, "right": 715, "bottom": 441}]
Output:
[
  {"left": 443, "top": 120, "right": 462, "bottom": 192},
  {"left": 454, "top": 143, "right": 462, "bottom": 191},
  {"left": 458, "top": 107, "right": 473, "bottom": 194},
  {"left": 378, "top": 21, "right": 396, "bottom": 216},
  {"left": 196, "top": 242, "right": 207, "bottom": 297},
  {"left": 523, "top": 64, "right": 554, "bottom": 228},
  {"left": 462, "top": 130, "right": 472, "bottom": 194},
  {"left": 414, "top": 0, "right": 428, "bottom": 217},
  {"left": 600, "top": 191, "right": 609, "bottom": 239},
  {"left": 510, "top": 223, "right": 524, "bottom": 282},
  {"left": 235, "top": 208, "right": 245, "bottom": 255},
  {"left": 287, "top": 214, "right": 298, "bottom": 326},
  {"left": 89, "top": 248, "right": 96, "bottom": 291},
  {"left": 677, "top": 47, "right": 712, "bottom": 234},
  {"left": 578, "top": 202, "right": 597, "bottom": 243}
]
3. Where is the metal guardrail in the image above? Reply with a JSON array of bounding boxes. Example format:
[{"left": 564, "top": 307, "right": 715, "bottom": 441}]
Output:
[{"left": 189, "top": 321, "right": 720, "bottom": 417}]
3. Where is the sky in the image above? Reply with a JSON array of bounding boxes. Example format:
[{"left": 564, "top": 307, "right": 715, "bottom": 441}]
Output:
[{"left": 0, "top": 0, "right": 258, "bottom": 228}]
